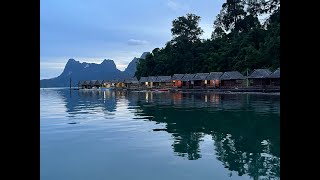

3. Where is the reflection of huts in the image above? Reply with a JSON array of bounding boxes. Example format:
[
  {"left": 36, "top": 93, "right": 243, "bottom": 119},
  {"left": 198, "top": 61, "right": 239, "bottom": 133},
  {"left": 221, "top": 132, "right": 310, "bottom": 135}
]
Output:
[
  {"left": 220, "top": 71, "right": 245, "bottom": 88},
  {"left": 155, "top": 76, "right": 172, "bottom": 88},
  {"left": 147, "top": 76, "right": 157, "bottom": 88},
  {"left": 139, "top": 77, "right": 149, "bottom": 88},
  {"left": 172, "top": 74, "right": 184, "bottom": 88},
  {"left": 207, "top": 72, "right": 223, "bottom": 88},
  {"left": 248, "top": 69, "right": 272, "bottom": 87},
  {"left": 181, "top": 74, "right": 196, "bottom": 88},
  {"left": 268, "top": 68, "right": 280, "bottom": 87},
  {"left": 192, "top": 73, "right": 209, "bottom": 88},
  {"left": 124, "top": 77, "right": 139, "bottom": 89}
]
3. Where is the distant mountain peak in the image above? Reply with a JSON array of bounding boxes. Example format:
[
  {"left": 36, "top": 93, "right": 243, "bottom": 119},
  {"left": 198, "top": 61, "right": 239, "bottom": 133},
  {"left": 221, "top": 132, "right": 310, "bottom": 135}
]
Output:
[
  {"left": 140, "top": 52, "right": 150, "bottom": 59},
  {"left": 40, "top": 52, "right": 148, "bottom": 87},
  {"left": 67, "top": 58, "right": 78, "bottom": 63}
]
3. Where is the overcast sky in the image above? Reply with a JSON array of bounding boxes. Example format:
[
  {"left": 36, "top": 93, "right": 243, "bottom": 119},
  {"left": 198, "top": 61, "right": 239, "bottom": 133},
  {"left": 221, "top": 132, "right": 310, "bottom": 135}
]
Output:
[{"left": 40, "top": 0, "right": 224, "bottom": 79}]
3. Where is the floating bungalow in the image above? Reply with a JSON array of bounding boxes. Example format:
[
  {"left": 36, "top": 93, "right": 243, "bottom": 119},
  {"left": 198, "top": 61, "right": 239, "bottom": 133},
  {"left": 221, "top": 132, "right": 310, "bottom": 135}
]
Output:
[
  {"left": 248, "top": 69, "right": 272, "bottom": 87},
  {"left": 220, "top": 71, "right": 245, "bottom": 88},
  {"left": 124, "top": 77, "right": 139, "bottom": 89},
  {"left": 181, "top": 74, "right": 196, "bottom": 89},
  {"left": 146, "top": 76, "right": 157, "bottom": 88},
  {"left": 115, "top": 79, "right": 125, "bottom": 88},
  {"left": 192, "top": 73, "right": 210, "bottom": 89},
  {"left": 78, "top": 67, "right": 279, "bottom": 91},
  {"left": 139, "top": 77, "right": 149, "bottom": 89},
  {"left": 155, "top": 76, "right": 172, "bottom": 88},
  {"left": 94, "top": 80, "right": 104, "bottom": 88},
  {"left": 207, "top": 72, "right": 223, "bottom": 88},
  {"left": 171, "top": 74, "right": 184, "bottom": 88},
  {"left": 103, "top": 80, "right": 112, "bottom": 88},
  {"left": 268, "top": 68, "right": 280, "bottom": 87},
  {"left": 78, "top": 80, "right": 85, "bottom": 89}
]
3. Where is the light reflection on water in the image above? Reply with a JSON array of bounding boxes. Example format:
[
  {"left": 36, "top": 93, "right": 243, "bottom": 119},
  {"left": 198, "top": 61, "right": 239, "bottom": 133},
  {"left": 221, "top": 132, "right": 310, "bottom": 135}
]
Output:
[{"left": 41, "top": 88, "right": 280, "bottom": 180}]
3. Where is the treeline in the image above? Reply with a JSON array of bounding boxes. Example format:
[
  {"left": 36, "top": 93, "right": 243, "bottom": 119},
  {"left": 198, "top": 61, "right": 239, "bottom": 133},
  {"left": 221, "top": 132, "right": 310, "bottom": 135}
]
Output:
[{"left": 135, "top": 0, "right": 280, "bottom": 79}]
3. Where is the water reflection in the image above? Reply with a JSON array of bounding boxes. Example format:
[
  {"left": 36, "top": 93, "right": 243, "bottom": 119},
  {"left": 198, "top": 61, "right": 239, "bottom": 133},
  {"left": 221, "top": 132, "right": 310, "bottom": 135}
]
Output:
[{"left": 41, "top": 89, "right": 280, "bottom": 179}]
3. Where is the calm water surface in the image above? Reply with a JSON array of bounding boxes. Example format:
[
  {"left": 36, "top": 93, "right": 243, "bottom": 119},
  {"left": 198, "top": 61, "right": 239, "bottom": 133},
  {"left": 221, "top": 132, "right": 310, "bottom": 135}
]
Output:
[{"left": 40, "top": 88, "right": 280, "bottom": 180}]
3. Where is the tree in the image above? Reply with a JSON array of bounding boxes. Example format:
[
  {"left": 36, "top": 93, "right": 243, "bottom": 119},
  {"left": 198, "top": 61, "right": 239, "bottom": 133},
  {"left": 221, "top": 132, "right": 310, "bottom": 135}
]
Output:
[
  {"left": 171, "top": 13, "right": 204, "bottom": 44},
  {"left": 213, "top": 0, "right": 247, "bottom": 33}
]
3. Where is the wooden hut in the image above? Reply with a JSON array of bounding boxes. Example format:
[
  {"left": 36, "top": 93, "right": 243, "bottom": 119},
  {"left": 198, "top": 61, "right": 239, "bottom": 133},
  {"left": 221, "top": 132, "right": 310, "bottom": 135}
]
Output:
[
  {"left": 109, "top": 79, "right": 118, "bottom": 87},
  {"left": 94, "top": 80, "right": 104, "bottom": 88},
  {"left": 268, "top": 68, "right": 280, "bottom": 87},
  {"left": 103, "top": 80, "right": 112, "bottom": 88},
  {"left": 220, "top": 71, "right": 245, "bottom": 88},
  {"left": 139, "top": 77, "right": 149, "bottom": 89},
  {"left": 155, "top": 76, "right": 172, "bottom": 88},
  {"left": 115, "top": 79, "right": 125, "bottom": 88},
  {"left": 89, "top": 80, "right": 97, "bottom": 89},
  {"left": 82, "top": 80, "right": 90, "bottom": 89},
  {"left": 192, "top": 73, "right": 209, "bottom": 89},
  {"left": 171, "top": 74, "right": 184, "bottom": 88},
  {"left": 181, "top": 74, "right": 196, "bottom": 89},
  {"left": 147, "top": 76, "right": 157, "bottom": 88},
  {"left": 124, "top": 77, "right": 139, "bottom": 89},
  {"left": 78, "top": 80, "right": 85, "bottom": 89},
  {"left": 207, "top": 72, "right": 223, "bottom": 88},
  {"left": 248, "top": 69, "right": 272, "bottom": 87}
]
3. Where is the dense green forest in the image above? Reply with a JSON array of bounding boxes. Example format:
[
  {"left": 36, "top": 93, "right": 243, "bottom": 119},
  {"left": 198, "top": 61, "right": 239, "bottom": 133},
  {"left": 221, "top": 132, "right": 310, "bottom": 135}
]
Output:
[{"left": 135, "top": 0, "right": 280, "bottom": 79}]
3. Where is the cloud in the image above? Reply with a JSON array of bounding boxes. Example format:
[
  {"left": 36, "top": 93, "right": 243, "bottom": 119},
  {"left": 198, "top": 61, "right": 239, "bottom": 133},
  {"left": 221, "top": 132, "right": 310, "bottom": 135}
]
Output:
[
  {"left": 127, "top": 39, "right": 149, "bottom": 46},
  {"left": 167, "top": 0, "right": 190, "bottom": 11}
]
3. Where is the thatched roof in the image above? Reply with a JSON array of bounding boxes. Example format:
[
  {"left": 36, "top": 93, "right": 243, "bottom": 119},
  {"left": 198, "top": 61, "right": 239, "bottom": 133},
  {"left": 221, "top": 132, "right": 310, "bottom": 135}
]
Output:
[
  {"left": 220, "top": 71, "right": 245, "bottom": 80},
  {"left": 181, "top": 74, "right": 196, "bottom": 81},
  {"left": 148, "top": 76, "right": 157, "bottom": 82},
  {"left": 95, "top": 80, "right": 103, "bottom": 85},
  {"left": 78, "top": 80, "right": 85, "bottom": 85},
  {"left": 192, "top": 73, "right": 209, "bottom": 81},
  {"left": 207, "top": 72, "right": 223, "bottom": 80},
  {"left": 83, "top": 80, "right": 90, "bottom": 85},
  {"left": 156, "top": 76, "right": 172, "bottom": 82},
  {"left": 89, "top": 80, "right": 97, "bottom": 85},
  {"left": 171, "top": 74, "right": 185, "bottom": 80},
  {"left": 117, "top": 79, "right": 125, "bottom": 83},
  {"left": 139, "top": 77, "right": 148, "bottom": 82},
  {"left": 268, "top": 68, "right": 280, "bottom": 78},
  {"left": 103, "top": 80, "right": 111, "bottom": 84},
  {"left": 124, "top": 77, "right": 139, "bottom": 84},
  {"left": 110, "top": 79, "right": 119, "bottom": 83},
  {"left": 248, "top": 69, "right": 272, "bottom": 79}
]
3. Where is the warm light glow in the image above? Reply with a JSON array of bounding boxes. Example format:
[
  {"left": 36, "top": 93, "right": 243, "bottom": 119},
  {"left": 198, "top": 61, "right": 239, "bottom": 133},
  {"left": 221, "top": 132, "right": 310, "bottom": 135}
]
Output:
[
  {"left": 145, "top": 82, "right": 148, "bottom": 85},
  {"left": 204, "top": 80, "right": 207, "bottom": 84}
]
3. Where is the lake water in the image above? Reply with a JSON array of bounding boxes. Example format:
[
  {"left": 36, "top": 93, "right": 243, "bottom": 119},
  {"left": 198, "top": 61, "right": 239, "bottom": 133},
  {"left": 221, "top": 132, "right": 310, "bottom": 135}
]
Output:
[{"left": 40, "top": 88, "right": 280, "bottom": 180}]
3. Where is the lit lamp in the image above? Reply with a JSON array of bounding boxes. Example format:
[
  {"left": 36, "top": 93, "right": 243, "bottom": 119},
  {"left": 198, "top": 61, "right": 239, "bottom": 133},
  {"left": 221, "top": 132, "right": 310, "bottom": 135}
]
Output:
[{"left": 204, "top": 80, "right": 207, "bottom": 84}]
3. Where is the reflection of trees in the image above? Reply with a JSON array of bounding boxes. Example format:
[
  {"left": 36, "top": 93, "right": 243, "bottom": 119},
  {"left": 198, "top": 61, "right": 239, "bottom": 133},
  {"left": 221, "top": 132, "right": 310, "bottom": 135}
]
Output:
[
  {"left": 57, "top": 89, "right": 117, "bottom": 114},
  {"left": 172, "top": 132, "right": 203, "bottom": 160},
  {"left": 135, "top": 91, "right": 280, "bottom": 179}
]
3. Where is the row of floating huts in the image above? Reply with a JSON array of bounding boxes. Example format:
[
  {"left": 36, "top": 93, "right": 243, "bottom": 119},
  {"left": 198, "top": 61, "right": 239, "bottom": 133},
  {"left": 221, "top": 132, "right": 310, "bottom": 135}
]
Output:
[{"left": 78, "top": 68, "right": 280, "bottom": 90}]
